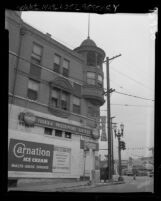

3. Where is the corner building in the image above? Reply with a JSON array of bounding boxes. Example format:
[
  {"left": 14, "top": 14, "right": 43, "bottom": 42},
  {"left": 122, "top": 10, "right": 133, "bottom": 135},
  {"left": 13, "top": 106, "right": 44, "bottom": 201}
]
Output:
[{"left": 7, "top": 10, "right": 105, "bottom": 182}]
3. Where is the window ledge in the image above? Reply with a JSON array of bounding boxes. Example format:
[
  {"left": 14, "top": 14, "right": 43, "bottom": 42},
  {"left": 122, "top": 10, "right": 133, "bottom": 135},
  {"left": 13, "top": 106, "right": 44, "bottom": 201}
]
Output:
[
  {"left": 43, "top": 134, "right": 72, "bottom": 140},
  {"left": 48, "top": 106, "right": 70, "bottom": 118}
]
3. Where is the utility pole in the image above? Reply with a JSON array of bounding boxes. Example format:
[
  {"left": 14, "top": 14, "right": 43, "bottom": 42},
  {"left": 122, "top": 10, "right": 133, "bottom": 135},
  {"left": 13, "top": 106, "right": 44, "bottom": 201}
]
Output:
[
  {"left": 110, "top": 117, "right": 116, "bottom": 176},
  {"left": 104, "top": 54, "right": 121, "bottom": 180}
]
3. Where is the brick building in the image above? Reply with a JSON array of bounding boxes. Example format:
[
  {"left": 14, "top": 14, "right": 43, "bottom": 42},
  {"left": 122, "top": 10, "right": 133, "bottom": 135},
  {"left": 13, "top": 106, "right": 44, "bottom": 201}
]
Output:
[{"left": 7, "top": 10, "right": 106, "bottom": 182}]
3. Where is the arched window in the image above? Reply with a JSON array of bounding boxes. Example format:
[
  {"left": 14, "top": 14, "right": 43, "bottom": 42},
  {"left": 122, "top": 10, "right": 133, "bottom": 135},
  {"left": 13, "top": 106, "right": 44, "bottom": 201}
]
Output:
[{"left": 87, "top": 51, "right": 96, "bottom": 66}]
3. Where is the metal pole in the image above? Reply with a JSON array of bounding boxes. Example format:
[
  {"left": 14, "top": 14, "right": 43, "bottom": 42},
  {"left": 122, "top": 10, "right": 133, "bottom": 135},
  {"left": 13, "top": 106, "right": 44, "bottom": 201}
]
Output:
[
  {"left": 118, "top": 136, "right": 121, "bottom": 177},
  {"left": 83, "top": 151, "right": 86, "bottom": 180},
  {"left": 106, "top": 57, "right": 112, "bottom": 180},
  {"left": 104, "top": 54, "right": 121, "bottom": 181},
  {"left": 111, "top": 118, "right": 115, "bottom": 176},
  {"left": 111, "top": 121, "right": 114, "bottom": 175}
]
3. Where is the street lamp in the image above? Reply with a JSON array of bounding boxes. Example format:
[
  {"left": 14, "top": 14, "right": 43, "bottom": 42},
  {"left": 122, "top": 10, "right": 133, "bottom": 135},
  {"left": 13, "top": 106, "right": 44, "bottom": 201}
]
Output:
[{"left": 113, "top": 123, "right": 125, "bottom": 181}]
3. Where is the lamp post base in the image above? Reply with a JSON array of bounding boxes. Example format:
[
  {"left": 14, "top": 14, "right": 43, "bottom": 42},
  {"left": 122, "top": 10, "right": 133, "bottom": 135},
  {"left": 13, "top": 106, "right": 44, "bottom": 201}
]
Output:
[{"left": 118, "top": 176, "right": 124, "bottom": 181}]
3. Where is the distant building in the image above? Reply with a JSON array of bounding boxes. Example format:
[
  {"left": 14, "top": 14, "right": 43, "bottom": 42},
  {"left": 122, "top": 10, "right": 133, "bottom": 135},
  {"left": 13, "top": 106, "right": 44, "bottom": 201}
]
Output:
[{"left": 7, "top": 10, "right": 106, "bottom": 182}]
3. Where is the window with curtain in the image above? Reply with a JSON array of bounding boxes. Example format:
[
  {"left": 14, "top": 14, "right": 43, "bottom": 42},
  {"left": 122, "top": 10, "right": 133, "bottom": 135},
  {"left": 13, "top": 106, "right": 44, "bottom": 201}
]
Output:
[
  {"left": 32, "top": 43, "right": 42, "bottom": 60},
  {"left": 61, "top": 91, "right": 69, "bottom": 110},
  {"left": 98, "top": 74, "right": 103, "bottom": 87},
  {"left": 63, "top": 59, "right": 69, "bottom": 77},
  {"left": 97, "top": 54, "right": 102, "bottom": 69},
  {"left": 51, "top": 88, "right": 60, "bottom": 108},
  {"left": 87, "top": 72, "right": 96, "bottom": 85},
  {"left": 30, "top": 43, "right": 43, "bottom": 79},
  {"left": 53, "top": 54, "right": 61, "bottom": 73},
  {"left": 73, "top": 96, "right": 81, "bottom": 114},
  {"left": 27, "top": 79, "right": 39, "bottom": 101},
  {"left": 50, "top": 88, "right": 70, "bottom": 111}
]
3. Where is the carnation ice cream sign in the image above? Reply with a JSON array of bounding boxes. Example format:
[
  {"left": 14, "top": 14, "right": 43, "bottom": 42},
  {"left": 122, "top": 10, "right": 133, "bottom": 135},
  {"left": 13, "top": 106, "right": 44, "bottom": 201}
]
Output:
[{"left": 8, "top": 139, "right": 54, "bottom": 172}]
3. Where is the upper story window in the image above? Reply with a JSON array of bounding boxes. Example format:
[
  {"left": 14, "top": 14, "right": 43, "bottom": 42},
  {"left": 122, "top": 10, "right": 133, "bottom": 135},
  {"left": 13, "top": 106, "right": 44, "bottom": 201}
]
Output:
[
  {"left": 61, "top": 91, "right": 69, "bottom": 110},
  {"left": 87, "top": 51, "right": 96, "bottom": 66},
  {"left": 27, "top": 79, "right": 39, "bottom": 101},
  {"left": 30, "top": 43, "right": 43, "bottom": 79},
  {"left": 73, "top": 96, "right": 81, "bottom": 114},
  {"left": 50, "top": 88, "right": 69, "bottom": 111},
  {"left": 97, "top": 54, "right": 102, "bottom": 69},
  {"left": 51, "top": 88, "right": 60, "bottom": 108},
  {"left": 63, "top": 59, "right": 69, "bottom": 77},
  {"left": 87, "top": 104, "right": 99, "bottom": 117},
  {"left": 87, "top": 72, "right": 96, "bottom": 85},
  {"left": 98, "top": 74, "right": 103, "bottom": 87},
  {"left": 53, "top": 54, "right": 61, "bottom": 73},
  {"left": 73, "top": 83, "right": 81, "bottom": 96},
  {"left": 32, "top": 43, "right": 42, "bottom": 61}
]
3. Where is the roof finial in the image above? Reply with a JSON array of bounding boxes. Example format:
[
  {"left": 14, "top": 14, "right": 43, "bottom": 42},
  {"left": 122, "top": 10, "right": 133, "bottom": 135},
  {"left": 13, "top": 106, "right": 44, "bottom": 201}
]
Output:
[{"left": 88, "top": 13, "right": 90, "bottom": 39}]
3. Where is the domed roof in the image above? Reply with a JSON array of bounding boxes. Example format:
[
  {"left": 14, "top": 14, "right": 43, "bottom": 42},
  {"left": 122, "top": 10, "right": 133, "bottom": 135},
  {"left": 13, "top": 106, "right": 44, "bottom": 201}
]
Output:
[{"left": 80, "top": 37, "right": 97, "bottom": 47}]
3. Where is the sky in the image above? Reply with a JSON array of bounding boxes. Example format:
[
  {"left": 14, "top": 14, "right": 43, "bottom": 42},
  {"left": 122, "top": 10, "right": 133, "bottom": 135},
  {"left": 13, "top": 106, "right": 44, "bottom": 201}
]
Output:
[{"left": 21, "top": 11, "right": 157, "bottom": 160}]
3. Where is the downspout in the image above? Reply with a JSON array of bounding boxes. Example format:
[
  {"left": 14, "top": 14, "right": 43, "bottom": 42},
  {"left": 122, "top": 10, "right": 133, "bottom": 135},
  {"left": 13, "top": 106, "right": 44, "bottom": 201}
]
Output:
[{"left": 9, "top": 20, "right": 24, "bottom": 115}]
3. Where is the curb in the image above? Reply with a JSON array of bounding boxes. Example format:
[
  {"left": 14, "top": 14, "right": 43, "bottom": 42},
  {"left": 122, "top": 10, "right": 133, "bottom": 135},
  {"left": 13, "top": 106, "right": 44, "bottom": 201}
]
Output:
[
  {"left": 8, "top": 181, "right": 125, "bottom": 192},
  {"left": 53, "top": 181, "right": 125, "bottom": 191},
  {"left": 51, "top": 183, "right": 89, "bottom": 192},
  {"left": 8, "top": 182, "right": 89, "bottom": 192}
]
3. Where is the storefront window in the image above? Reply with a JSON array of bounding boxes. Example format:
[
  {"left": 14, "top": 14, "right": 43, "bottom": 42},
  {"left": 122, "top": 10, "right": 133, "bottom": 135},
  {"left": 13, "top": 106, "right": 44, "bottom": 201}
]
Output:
[
  {"left": 55, "top": 129, "right": 62, "bottom": 137},
  {"left": 65, "top": 132, "right": 72, "bottom": 139},
  {"left": 44, "top": 127, "right": 53, "bottom": 136}
]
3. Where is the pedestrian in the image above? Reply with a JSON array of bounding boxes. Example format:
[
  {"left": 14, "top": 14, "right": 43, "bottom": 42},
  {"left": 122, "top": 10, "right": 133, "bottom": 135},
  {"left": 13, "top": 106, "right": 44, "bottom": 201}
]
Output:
[{"left": 133, "top": 173, "right": 136, "bottom": 180}]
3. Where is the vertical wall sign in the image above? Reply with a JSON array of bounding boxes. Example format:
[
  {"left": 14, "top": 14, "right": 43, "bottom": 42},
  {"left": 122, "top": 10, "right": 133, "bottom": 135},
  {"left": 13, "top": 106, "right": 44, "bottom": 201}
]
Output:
[{"left": 100, "top": 116, "right": 107, "bottom": 141}]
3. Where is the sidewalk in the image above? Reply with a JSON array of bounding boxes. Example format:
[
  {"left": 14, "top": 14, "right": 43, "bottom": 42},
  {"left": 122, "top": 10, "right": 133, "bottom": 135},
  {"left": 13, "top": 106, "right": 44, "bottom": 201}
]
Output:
[
  {"left": 8, "top": 180, "right": 89, "bottom": 192},
  {"left": 8, "top": 180, "right": 125, "bottom": 192}
]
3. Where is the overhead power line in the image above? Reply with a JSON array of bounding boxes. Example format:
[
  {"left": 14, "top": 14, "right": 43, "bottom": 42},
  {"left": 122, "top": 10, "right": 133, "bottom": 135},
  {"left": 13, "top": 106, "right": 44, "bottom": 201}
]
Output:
[
  {"left": 110, "top": 67, "right": 154, "bottom": 92},
  {"left": 101, "top": 103, "right": 154, "bottom": 108},
  {"left": 114, "top": 90, "right": 154, "bottom": 102}
]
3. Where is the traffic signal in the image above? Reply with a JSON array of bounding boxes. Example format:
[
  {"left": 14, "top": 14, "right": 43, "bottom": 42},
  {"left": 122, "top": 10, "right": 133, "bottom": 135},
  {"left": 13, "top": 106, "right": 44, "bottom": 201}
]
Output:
[{"left": 119, "top": 141, "right": 126, "bottom": 150}]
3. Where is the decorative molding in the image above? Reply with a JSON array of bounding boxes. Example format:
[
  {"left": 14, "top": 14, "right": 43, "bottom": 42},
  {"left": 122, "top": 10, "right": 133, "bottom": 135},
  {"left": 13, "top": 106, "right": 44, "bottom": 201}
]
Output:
[{"left": 50, "top": 76, "right": 74, "bottom": 94}]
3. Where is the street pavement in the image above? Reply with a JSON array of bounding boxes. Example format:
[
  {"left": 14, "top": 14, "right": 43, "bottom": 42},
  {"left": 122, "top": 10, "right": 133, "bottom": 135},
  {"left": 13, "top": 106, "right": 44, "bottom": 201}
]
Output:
[
  {"left": 68, "top": 176, "right": 154, "bottom": 192},
  {"left": 8, "top": 176, "right": 153, "bottom": 193}
]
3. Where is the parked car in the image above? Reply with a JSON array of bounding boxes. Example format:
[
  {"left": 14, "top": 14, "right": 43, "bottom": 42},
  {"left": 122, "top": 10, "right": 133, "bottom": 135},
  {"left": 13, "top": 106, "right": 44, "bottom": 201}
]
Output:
[
  {"left": 136, "top": 170, "right": 148, "bottom": 176},
  {"left": 124, "top": 170, "right": 133, "bottom": 176}
]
